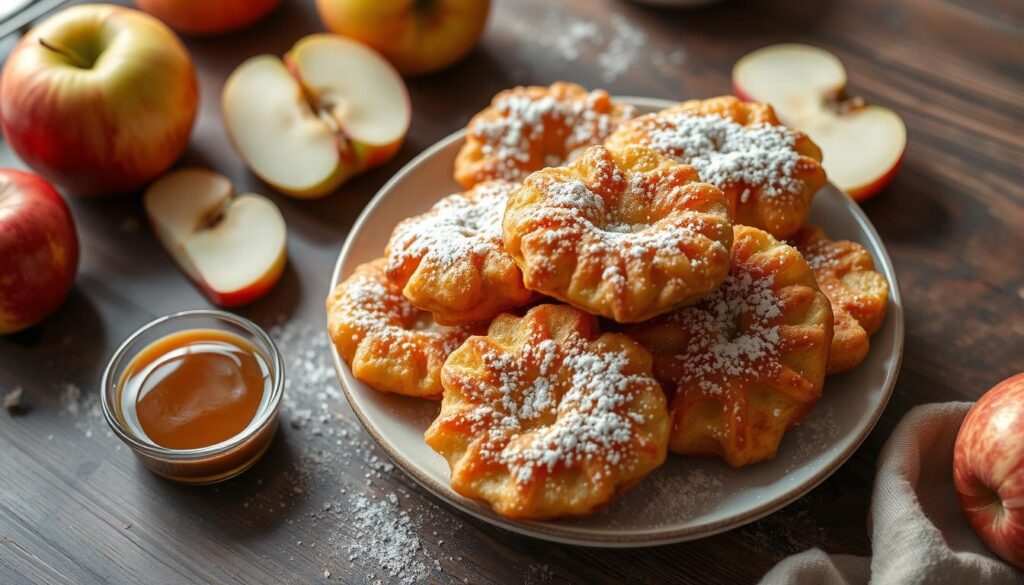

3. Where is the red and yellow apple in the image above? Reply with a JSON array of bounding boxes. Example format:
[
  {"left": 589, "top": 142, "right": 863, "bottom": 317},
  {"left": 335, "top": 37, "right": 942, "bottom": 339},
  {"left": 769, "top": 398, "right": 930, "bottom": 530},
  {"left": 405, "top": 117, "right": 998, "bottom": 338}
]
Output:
[
  {"left": 144, "top": 168, "right": 287, "bottom": 307},
  {"left": 0, "top": 169, "right": 78, "bottom": 334},
  {"left": 733, "top": 44, "right": 906, "bottom": 202},
  {"left": 953, "top": 372, "right": 1024, "bottom": 569},
  {"left": 0, "top": 4, "right": 198, "bottom": 197},
  {"left": 134, "top": 0, "right": 279, "bottom": 36},
  {"left": 316, "top": 0, "right": 490, "bottom": 75},
  {"left": 222, "top": 34, "right": 410, "bottom": 198}
]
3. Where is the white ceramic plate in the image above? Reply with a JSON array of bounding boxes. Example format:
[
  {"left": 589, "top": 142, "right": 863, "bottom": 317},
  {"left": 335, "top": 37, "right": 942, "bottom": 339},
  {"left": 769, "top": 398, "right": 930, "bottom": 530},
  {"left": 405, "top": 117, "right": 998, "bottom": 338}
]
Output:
[{"left": 328, "top": 97, "right": 904, "bottom": 547}]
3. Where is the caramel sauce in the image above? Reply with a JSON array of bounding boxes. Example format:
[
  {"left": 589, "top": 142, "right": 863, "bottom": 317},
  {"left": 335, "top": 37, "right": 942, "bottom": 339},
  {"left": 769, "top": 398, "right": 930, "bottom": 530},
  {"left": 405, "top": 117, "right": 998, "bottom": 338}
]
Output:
[{"left": 118, "top": 329, "right": 271, "bottom": 450}]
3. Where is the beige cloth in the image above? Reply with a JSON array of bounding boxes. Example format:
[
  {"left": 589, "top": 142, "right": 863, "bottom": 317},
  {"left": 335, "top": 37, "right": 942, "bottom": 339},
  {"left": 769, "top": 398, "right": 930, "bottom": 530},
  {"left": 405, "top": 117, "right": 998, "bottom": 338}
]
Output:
[{"left": 761, "top": 402, "right": 1024, "bottom": 585}]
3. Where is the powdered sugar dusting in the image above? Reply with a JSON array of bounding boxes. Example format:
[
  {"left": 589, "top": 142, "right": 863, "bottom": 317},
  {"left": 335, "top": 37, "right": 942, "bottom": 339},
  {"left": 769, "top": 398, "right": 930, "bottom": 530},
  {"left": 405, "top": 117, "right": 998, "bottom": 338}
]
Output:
[
  {"left": 458, "top": 325, "right": 654, "bottom": 486},
  {"left": 506, "top": 8, "right": 687, "bottom": 82},
  {"left": 61, "top": 382, "right": 108, "bottom": 440},
  {"left": 620, "top": 467, "right": 726, "bottom": 525},
  {"left": 470, "top": 88, "right": 636, "bottom": 182},
  {"left": 387, "top": 182, "right": 515, "bottom": 272},
  {"left": 519, "top": 166, "right": 726, "bottom": 287},
  {"left": 511, "top": 349, "right": 641, "bottom": 483},
  {"left": 334, "top": 266, "right": 471, "bottom": 356},
  {"left": 597, "top": 15, "right": 648, "bottom": 82},
  {"left": 630, "top": 114, "right": 802, "bottom": 202},
  {"left": 665, "top": 271, "right": 784, "bottom": 394},
  {"left": 259, "top": 318, "right": 476, "bottom": 583},
  {"left": 343, "top": 494, "right": 431, "bottom": 583},
  {"left": 792, "top": 232, "right": 847, "bottom": 272},
  {"left": 791, "top": 405, "right": 840, "bottom": 462}
]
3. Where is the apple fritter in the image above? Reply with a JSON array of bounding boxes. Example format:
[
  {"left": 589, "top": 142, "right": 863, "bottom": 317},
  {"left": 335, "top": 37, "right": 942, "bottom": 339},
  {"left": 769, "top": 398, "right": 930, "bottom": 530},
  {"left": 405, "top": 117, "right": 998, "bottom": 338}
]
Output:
[
  {"left": 502, "top": 145, "right": 733, "bottom": 323},
  {"left": 425, "top": 304, "right": 669, "bottom": 520},
  {"left": 606, "top": 96, "right": 826, "bottom": 239},
  {"left": 455, "top": 82, "right": 637, "bottom": 188},
  {"left": 326, "top": 259, "right": 482, "bottom": 398},
  {"left": 629, "top": 226, "right": 833, "bottom": 467}
]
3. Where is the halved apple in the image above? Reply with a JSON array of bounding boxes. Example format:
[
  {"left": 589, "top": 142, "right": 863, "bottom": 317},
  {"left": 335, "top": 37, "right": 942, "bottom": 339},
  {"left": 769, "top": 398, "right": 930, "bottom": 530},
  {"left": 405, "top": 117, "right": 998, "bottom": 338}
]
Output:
[
  {"left": 144, "top": 168, "right": 287, "bottom": 306},
  {"left": 733, "top": 44, "right": 907, "bottom": 202},
  {"left": 222, "top": 34, "right": 410, "bottom": 198}
]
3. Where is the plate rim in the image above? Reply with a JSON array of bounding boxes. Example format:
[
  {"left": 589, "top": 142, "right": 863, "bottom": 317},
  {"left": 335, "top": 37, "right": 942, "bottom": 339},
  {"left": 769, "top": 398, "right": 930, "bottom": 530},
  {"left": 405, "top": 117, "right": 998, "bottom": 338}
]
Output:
[{"left": 327, "top": 96, "right": 905, "bottom": 547}]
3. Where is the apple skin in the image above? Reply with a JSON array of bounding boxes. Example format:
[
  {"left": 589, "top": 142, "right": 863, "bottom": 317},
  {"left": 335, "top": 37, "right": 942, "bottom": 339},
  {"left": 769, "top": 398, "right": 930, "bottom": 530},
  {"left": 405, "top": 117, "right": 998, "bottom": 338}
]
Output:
[
  {"left": 731, "top": 80, "right": 754, "bottom": 103},
  {"left": 0, "top": 169, "right": 78, "bottom": 334},
  {"left": 0, "top": 4, "right": 198, "bottom": 197},
  {"left": 202, "top": 251, "right": 286, "bottom": 308},
  {"left": 316, "top": 0, "right": 490, "bottom": 75},
  {"left": 732, "top": 60, "right": 904, "bottom": 204},
  {"left": 845, "top": 150, "right": 904, "bottom": 203},
  {"left": 220, "top": 55, "right": 357, "bottom": 200},
  {"left": 222, "top": 35, "right": 410, "bottom": 199},
  {"left": 134, "top": 0, "right": 279, "bottom": 36},
  {"left": 734, "top": 74, "right": 901, "bottom": 203},
  {"left": 953, "top": 372, "right": 1024, "bottom": 570}
]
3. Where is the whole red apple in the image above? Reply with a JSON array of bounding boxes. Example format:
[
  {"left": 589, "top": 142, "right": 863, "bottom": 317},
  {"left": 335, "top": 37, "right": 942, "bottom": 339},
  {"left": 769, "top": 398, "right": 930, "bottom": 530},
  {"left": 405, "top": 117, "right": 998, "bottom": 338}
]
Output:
[
  {"left": 0, "top": 4, "right": 198, "bottom": 197},
  {"left": 953, "top": 372, "right": 1024, "bottom": 569},
  {"left": 134, "top": 0, "right": 279, "bottom": 36},
  {"left": 0, "top": 169, "right": 78, "bottom": 334}
]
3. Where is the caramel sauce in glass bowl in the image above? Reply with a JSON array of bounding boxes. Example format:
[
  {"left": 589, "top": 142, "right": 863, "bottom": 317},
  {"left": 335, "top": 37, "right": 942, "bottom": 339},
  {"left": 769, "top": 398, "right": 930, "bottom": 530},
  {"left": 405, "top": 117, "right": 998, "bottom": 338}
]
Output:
[{"left": 102, "top": 310, "right": 284, "bottom": 484}]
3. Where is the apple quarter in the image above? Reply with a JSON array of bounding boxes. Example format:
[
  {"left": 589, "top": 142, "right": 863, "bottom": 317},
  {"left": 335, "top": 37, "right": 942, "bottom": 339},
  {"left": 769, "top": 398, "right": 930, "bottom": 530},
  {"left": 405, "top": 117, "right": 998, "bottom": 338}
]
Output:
[{"left": 144, "top": 168, "right": 287, "bottom": 307}]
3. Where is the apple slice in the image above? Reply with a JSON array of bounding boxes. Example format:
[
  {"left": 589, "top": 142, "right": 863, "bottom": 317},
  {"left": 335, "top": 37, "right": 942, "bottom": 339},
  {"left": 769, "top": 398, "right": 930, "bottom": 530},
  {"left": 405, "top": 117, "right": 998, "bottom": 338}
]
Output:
[
  {"left": 144, "top": 168, "right": 287, "bottom": 306},
  {"left": 222, "top": 34, "right": 410, "bottom": 198},
  {"left": 733, "top": 44, "right": 907, "bottom": 202}
]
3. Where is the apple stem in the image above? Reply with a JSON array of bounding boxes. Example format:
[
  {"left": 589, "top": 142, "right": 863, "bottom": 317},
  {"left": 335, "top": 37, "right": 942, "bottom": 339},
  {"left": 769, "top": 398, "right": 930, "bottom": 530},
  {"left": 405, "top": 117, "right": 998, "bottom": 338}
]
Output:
[{"left": 38, "top": 38, "right": 90, "bottom": 69}]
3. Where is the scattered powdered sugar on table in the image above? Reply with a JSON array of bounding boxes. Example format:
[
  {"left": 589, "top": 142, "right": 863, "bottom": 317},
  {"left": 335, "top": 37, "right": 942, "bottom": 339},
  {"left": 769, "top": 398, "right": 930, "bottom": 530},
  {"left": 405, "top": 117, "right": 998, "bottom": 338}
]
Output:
[
  {"left": 597, "top": 15, "right": 648, "bottom": 83},
  {"left": 507, "top": 8, "right": 686, "bottom": 82},
  {"left": 630, "top": 114, "right": 803, "bottom": 202},
  {"left": 547, "top": 16, "right": 599, "bottom": 61},
  {"left": 264, "top": 318, "right": 474, "bottom": 584},
  {"left": 268, "top": 317, "right": 342, "bottom": 429},
  {"left": 60, "top": 382, "right": 109, "bottom": 440},
  {"left": 341, "top": 493, "right": 431, "bottom": 583},
  {"left": 523, "top": 563, "right": 556, "bottom": 585}
]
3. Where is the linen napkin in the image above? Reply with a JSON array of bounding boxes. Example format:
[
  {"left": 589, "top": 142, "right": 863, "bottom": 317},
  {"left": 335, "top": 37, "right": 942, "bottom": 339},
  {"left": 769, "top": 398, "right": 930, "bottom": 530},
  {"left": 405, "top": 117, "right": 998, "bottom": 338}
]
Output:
[{"left": 760, "top": 402, "right": 1024, "bottom": 585}]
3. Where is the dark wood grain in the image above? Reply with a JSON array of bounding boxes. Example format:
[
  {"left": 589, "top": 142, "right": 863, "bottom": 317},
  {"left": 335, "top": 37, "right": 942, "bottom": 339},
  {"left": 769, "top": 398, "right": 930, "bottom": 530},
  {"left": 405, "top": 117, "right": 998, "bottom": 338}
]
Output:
[{"left": 2, "top": 0, "right": 1022, "bottom": 583}]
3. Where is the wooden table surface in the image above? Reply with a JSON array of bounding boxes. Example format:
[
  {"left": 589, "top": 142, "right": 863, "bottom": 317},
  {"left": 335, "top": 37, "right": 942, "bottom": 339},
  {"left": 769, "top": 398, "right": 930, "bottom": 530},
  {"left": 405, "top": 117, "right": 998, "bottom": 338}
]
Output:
[{"left": 2, "top": 0, "right": 1022, "bottom": 583}]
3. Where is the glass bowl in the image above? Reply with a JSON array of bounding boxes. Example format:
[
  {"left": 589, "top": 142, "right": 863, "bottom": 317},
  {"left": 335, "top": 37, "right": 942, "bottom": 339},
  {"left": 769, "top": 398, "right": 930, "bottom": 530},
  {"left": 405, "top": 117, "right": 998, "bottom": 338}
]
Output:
[{"left": 101, "top": 309, "right": 284, "bottom": 484}]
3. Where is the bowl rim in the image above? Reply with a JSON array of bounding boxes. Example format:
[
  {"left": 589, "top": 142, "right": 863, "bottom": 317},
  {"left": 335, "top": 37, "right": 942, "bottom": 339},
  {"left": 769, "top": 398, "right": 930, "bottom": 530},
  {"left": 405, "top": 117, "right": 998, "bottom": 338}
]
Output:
[{"left": 327, "top": 96, "right": 905, "bottom": 547}]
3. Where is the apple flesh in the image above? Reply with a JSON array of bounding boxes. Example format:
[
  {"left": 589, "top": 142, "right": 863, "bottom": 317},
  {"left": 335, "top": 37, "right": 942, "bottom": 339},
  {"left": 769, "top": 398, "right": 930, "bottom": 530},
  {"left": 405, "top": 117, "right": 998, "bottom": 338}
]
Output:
[
  {"left": 144, "top": 168, "right": 287, "bottom": 307},
  {"left": 316, "top": 0, "right": 491, "bottom": 76},
  {"left": 0, "top": 169, "right": 78, "bottom": 334},
  {"left": 0, "top": 4, "right": 198, "bottom": 197},
  {"left": 134, "top": 0, "right": 279, "bottom": 35},
  {"left": 953, "top": 372, "right": 1024, "bottom": 569},
  {"left": 733, "top": 44, "right": 906, "bottom": 202},
  {"left": 222, "top": 34, "right": 410, "bottom": 198}
]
